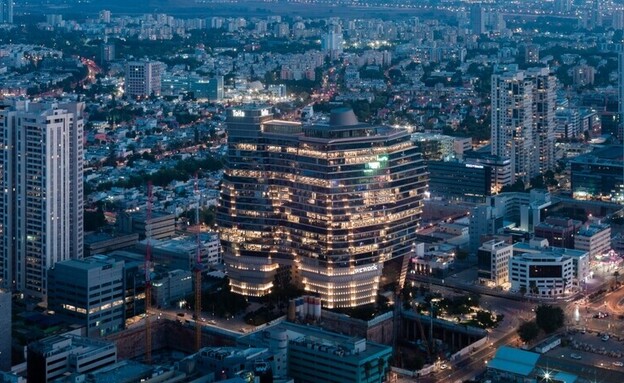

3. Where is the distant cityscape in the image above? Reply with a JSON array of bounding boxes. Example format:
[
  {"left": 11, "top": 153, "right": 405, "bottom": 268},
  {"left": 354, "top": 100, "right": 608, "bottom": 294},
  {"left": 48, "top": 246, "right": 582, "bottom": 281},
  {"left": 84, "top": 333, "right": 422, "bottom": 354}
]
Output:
[{"left": 0, "top": 0, "right": 623, "bottom": 383}]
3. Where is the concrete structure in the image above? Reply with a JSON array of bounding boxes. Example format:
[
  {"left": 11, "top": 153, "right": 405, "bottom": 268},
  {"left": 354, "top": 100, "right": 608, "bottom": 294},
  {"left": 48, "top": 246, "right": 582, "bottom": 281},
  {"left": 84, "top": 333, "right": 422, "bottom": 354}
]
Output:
[
  {"left": 0, "top": 101, "right": 84, "bottom": 300},
  {"left": 491, "top": 68, "right": 556, "bottom": 183},
  {"left": 534, "top": 216, "right": 583, "bottom": 249},
  {"left": 486, "top": 346, "right": 540, "bottom": 382},
  {"left": 321, "top": 25, "right": 343, "bottom": 58},
  {"left": 84, "top": 232, "right": 139, "bottom": 257},
  {"left": 427, "top": 160, "right": 491, "bottom": 202},
  {"left": 124, "top": 60, "right": 162, "bottom": 98},
  {"left": 27, "top": 333, "right": 117, "bottom": 382},
  {"left": 238, "top": 321, "right": 392, "bottom": 383},
  {"left": 401, "top": 311, "right": 487, "bottom": 353},
  {"left": 218, "top": 106, "right": 427, "bottom": 307},
  {"left": 478, "top": 240, "right": 513, "bottom": 287},
  {"left": 0, "top": 0, "right": 13, "bottom": 24},
  {"left": 119, "top": 210, "right": 175, "bottom": 240},
  {"left": 48, "top": 256, "right": 125, "bottom": 337},
  {"left": 180, "top": 347, "right": 272, "bottom": 382},
  {"left": 491, "top": 70, "right": 535, "bottom": 183},
  {"left": 411, "top": 133, "right": 456, "bottom": 161},
  {"left": 524, "top": 44, "right": 540, "bottom": 64},
  {"left": 0, "top": 289, "right": 10, "bottom": 371},
  {"left": 464, "top": 150, "right": 513, "bottom": 194},
  {"left": 510, "top": 239, "right": 589, "bottom": 296},
  {"left": 470, "top": 3, "right": 485, "bottom": 35},
  {"left": 135, "top": 232, "right": 221, "bottom": 271},
  {"left": 410, "top": 243, "right": 456, "bottom": 278},
  {"left": 469, "top": 190, "right": 552, "bottom": 253},
  {"left": 151, "top": 269, "right": 192, "bottom": 308},
  {"left": 100, "top": 43, "right": 115, "bottom": 63},
  {"left": 527, "top": 67, "right": 556, "bottom": 174},
  {"left": 570, "top": 145, "right": 624, "bottom": 203},
  {"left": 575, "top": 222, "right": 611, "bottom": 258}
]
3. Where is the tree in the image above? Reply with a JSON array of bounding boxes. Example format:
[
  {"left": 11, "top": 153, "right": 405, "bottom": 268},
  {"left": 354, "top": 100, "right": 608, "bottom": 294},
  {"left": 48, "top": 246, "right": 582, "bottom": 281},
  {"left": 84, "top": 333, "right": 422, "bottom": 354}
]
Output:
[
  {"left": 84, "top": 207, "right": 107, "bottom": 232},
  {"left": 519, "top": 286, "right": 527, "bottom": 297},
  {"left": 500, "top": 180, "right": 526, "bottom": 193},
  {"left": 455, "top": 249, "right": 469, "bottom": 261},
  {"left": 614, "top": 271, "right": 620, "bottom": 287},
  {"left": 535, "top": 305, "right": 564, "bottom": 334},
  {"left": 518, "top": 321, "right": 540, "bottom": 343}
]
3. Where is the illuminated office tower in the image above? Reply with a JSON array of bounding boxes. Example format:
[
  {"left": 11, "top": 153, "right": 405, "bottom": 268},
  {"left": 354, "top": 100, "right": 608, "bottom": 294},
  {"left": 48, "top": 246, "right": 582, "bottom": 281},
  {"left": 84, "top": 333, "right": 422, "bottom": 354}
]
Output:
[
  {"left": 218, "top": 106, "right": 427, "bottom": 308},
  {"left": 0, "top": 101, "right": 84, "bottom": 300}
]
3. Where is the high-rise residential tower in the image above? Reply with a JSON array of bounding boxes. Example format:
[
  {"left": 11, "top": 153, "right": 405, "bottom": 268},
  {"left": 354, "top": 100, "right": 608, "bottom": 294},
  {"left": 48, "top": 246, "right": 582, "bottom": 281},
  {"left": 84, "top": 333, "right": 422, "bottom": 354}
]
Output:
[
  {"left": 491, "top": 68, "right": 557, "bottom": 183},
  {"left": 528, "top": 67, "right": 557, "bottom": 174},
  {"left": 491, "top": 70, "right": 535, "bottom": 184},
  {"left": 0, "top": 101, "right": 84, "bottom": 300},
  {"left": 620, "top": 52, "right": 624, "bottom": 127},
  {"left": 0, "top": 0, "right": 13, "bottom": 24},
  {"left": 217, "top": 107, "right": 427, "bottom": 308},
  {"left": 470, "top": 3, "right": 485, "bottom": 35}
]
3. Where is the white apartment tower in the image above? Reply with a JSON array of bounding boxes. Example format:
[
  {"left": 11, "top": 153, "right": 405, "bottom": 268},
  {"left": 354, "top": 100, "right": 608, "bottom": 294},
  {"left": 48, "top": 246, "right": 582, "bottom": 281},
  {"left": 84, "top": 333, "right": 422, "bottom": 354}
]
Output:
[
  {"left": 491, "top": 70, "right": 534, "bottom": 183},
  {"left": 0, "top": 101, "right": 84, "bottom": 300},
  {"left": 528, "top": 67, "right": 556, "bottom": 173},
  {"left": 124, "top": 60, "right": 162, "bottom": 98},
  {"left": 491, "top": 68, "right": 557, "bottom": 183}
]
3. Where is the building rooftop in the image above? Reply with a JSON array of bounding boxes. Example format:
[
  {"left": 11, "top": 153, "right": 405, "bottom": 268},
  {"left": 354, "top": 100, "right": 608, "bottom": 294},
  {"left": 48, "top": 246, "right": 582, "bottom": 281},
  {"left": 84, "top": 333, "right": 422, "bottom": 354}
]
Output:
[
  {"left": 488, "top": 346, "right": 539, "bottom": 377},
  {"left": 85, "top": 360, "right": 151, "bottom": 383},
  {"left": 570, "top": 145, "right": 624, "bottom": 165},
  {"left": 513, "top": 242, "right": 588, "bottom": 259},
  {"left": 52, "top": 256, "right": 122, "bottom": 271},
  {"left": 577, "top": 223, "right": 610, "bottom": 237},
  {"left": 29, "top": 333, "right": 114, "bottom": 356},
  {"left": 238, "top": 321, "right": 391, "bottom": 362}
]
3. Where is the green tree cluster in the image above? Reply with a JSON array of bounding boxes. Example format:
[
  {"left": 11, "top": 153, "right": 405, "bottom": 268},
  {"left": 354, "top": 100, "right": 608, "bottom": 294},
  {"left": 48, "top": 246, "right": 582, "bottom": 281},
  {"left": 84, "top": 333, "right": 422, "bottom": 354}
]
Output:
[{"left": 535, "top": 305, "right": 564, "bottom": 334}]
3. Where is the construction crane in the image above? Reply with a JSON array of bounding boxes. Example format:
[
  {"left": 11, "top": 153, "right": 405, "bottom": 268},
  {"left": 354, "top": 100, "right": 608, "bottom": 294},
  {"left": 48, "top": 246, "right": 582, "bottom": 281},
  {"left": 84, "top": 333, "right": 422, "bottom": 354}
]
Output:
[
  {"left": 145, "top": 182, "right": 153, "bottom": 364},
  {"left": 193, "top": 174, "right": 203, "bottom": 351}
]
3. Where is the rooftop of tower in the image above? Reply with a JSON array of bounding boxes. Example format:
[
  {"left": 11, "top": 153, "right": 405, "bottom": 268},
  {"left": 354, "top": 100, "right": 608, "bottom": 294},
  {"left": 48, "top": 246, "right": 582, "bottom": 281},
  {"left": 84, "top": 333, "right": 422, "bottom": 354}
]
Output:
[{"left": 328, "top": 107, "right": 359, "bottom": 127}]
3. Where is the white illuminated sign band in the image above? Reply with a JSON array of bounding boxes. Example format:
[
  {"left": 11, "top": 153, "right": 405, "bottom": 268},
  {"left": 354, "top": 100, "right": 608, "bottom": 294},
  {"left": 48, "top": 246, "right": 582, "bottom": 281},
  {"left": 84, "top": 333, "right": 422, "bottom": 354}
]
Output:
[
  {"left": 466, "top": 164, "right": 484, "bottom": 169},
  {"left": 232, "top": 110, "right": 245, "bottom": 117},
  {"left": 353, "top": 265, "right": 378, "bottom": 274},
  {"left": 260, "top": 109, "right": 270, "bottom": 116}
]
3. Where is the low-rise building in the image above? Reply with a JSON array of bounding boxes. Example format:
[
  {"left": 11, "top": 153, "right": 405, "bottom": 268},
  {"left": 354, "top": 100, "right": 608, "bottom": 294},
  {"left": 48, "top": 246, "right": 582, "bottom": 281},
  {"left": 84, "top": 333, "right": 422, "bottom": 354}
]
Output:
[
  {"left": 84, "top": 232, "right": 139, "bottom": 257},
  {"left": 151, "top": 269, "right": 193, "bottom": 308},
  {"left": 477, "top": 240, "right": 513, "bottom": 287},
  {"left": 27, "top": 333, "right": 117, "bottom": 382},
  {"left": 119, "top": 210, "right": 176, "bottom": 240},
  {"left": 238, "top": 321, "right": 392, "bottom": 383},
  {"left": 534, "top": 216, "right": 582, "bottom": 249},
  {"left": 510, "top": 239, "right": 589, "bottom": 296},
  {"left": 135, "top": 232, "right": 221, "bottom": 271},
  {"left": 575, "top": 222, "right": 611, "bottom": 258}
]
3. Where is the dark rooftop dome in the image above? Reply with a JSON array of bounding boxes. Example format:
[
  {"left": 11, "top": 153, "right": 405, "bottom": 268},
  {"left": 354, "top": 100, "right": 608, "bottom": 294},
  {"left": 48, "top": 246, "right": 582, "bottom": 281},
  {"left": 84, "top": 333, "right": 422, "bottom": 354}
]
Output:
[{"left": 329, "top": 107, "right": 359, "bottom": 127}]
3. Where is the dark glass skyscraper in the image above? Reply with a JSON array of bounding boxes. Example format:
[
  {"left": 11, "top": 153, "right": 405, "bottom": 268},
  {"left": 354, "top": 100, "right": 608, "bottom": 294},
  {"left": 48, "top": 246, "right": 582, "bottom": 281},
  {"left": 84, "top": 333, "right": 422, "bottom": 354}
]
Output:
[{"left": 217, "top": 106, "right": 427, "bottom": 308}]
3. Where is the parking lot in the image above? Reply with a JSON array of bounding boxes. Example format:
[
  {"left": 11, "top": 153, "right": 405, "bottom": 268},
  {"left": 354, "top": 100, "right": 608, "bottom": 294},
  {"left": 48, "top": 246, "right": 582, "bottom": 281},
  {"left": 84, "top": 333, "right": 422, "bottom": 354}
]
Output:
[{"left": 545, "top": 332, "right": 624, "bottom": 372}]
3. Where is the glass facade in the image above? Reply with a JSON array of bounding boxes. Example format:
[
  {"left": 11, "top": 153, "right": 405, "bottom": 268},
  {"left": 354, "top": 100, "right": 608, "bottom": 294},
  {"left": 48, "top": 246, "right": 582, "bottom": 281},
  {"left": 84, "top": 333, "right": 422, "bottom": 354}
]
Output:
[{"left": 217, "top": 106, "right": 427, "bottom": 308}]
